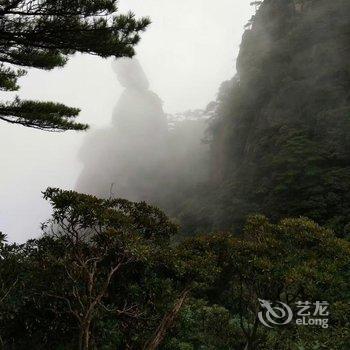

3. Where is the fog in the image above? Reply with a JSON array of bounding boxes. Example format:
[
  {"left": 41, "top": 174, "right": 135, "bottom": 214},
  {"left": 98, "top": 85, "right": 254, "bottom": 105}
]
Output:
[{"left": 0, "top": 0, "right": 254, "bottom": 242}]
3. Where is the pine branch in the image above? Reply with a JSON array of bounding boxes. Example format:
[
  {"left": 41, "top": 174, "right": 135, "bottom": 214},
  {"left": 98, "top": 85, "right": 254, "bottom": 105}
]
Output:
[
  {"left": 0, "top": 0, "right": 151, "bottom": 131},
  {"left": 0, "top": 98, "right": 88, "bottom": 131}
]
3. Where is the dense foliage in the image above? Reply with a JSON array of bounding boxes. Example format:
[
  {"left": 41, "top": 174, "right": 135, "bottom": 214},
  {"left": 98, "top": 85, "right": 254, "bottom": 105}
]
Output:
[
  {"left": 1, "top": 194, "right": 349, "bottom": 349},
  {"left": 168, "top": 216, "right": 350, "bottom": 350},
  {"left": 0, "top": 189, "right": 215, "bottom": 350},
  {"left": 0, "top": 0, "right": 150, "bottom": 131}
]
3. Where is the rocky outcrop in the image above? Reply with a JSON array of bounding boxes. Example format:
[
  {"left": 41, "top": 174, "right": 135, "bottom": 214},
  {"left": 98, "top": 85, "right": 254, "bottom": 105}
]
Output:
[
  {"left": 208, "top": 0, "right": 350, "bottom": 236},
  {"left": 76, "top": 58, "right": 168, "bottom": 201}
]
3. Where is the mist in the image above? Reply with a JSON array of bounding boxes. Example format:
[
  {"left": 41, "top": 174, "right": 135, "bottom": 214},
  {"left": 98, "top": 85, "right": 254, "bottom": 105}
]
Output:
[{"left": 0, "top": 0, "right": 254, "bottom": 242}]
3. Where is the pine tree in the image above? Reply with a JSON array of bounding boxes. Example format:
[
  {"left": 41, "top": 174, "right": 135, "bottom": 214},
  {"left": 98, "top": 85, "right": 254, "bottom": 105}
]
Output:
[{"left": 0, "top": 0, "right": 150, "bottom": 131}]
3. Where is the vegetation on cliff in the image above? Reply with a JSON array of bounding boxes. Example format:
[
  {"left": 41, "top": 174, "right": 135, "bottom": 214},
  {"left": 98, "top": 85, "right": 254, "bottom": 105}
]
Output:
[{"left": 183, "top": 0, "right": 350, "bottom": 237}]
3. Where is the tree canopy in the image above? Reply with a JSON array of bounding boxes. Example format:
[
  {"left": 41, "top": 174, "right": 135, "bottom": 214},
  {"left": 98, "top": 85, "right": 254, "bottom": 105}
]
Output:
[
  {"left": 0, "top": 188, "right": 216, "bottom": 349},
  {"left": 1, "top": 199, "right": 349, "bottom": 349}
]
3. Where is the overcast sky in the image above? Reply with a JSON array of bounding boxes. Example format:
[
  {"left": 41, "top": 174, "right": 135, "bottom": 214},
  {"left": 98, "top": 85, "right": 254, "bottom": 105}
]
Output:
[{"left": 0, "top": 0, "right": 254, "bottom": 243}]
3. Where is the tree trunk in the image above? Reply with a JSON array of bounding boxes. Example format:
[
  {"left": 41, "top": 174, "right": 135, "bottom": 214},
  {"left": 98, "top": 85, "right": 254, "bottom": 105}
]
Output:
[
  {"left": 79, "top": 319, "right": 91, "bottom": 350},
  {"left": 144, "top": 288, "right": 190, "bottom": 350},
  {"left": 244, "top": 316, "right": 259, "bottom": 350}
]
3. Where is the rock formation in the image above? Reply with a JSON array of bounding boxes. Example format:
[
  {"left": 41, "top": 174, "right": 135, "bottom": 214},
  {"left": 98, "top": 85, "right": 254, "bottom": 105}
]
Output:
[{"left": 76, "top": 58, "right": 168, "bottom": 201}]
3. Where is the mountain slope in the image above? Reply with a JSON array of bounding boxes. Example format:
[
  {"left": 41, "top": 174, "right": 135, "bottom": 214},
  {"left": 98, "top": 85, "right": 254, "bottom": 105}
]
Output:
[{"left": 208, "top": 0, "right": 350, "bottom": 236}]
